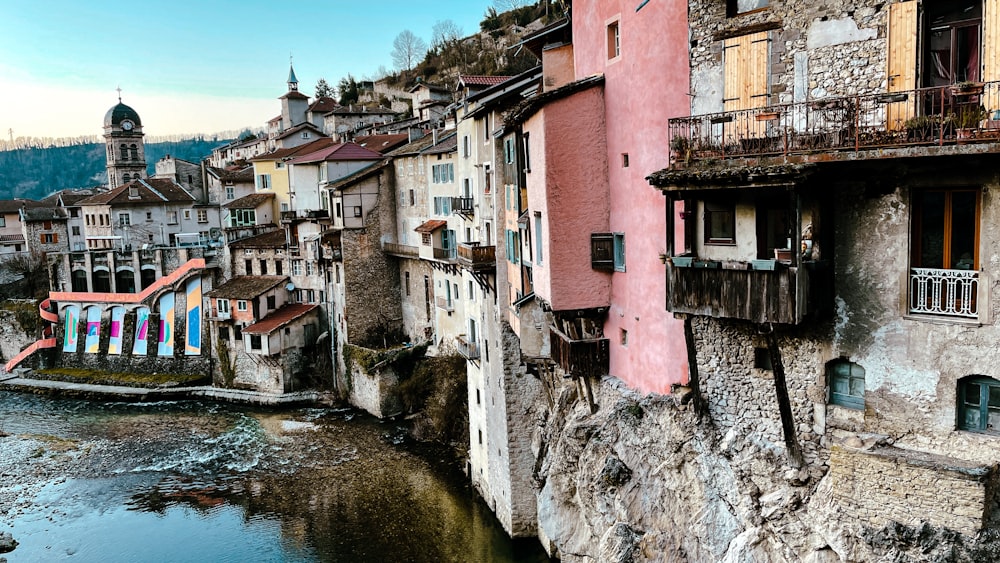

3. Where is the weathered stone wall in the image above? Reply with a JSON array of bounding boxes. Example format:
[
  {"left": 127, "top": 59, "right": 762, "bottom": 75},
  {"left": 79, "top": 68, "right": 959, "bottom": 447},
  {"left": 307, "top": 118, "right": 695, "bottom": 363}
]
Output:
[
  {"left": 533, "top": 376, "right": 1000, "bottom": 562},
  {"left": 0, "top": 305, "right": 39, "bottom": 365},
  {"left": 830, "top": 445, "right": 993, "bottom": 537},
  {"left": 688, "top": 0, "right": 891, "bottom": 113},
  {"left": 342, "top": 173, "right": 403, "bottom": 347}
]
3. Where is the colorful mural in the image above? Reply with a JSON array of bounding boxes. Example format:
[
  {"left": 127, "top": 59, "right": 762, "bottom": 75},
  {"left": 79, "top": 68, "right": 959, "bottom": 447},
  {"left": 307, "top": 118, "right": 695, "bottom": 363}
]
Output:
[
  {"left": 185, "top": 277, "right": 202, "bottom": 356},
  {"left": 84, "top": 306, "right": 101, "bottom": 353},
  {"left": 133, "top": 307, "right": 150, "bottom": 356},
  {"left": 158, "top": 293, "right": 175, "bottom": 356},
  {"left": 62, "top": 305, "right": 80, "bottom": 353},
  {"left": 108, "top": 306, "right": 126, "bottom": 355}
]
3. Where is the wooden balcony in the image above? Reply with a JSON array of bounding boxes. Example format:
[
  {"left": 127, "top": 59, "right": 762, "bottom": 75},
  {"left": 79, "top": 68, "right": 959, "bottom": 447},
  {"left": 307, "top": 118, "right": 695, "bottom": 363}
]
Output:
[
  {"left": 433, "top": 247, "right": 456, "bottom": 261},
  {"left": 435, "top": 296, "right": 454, "bottom": 312},
  {"left": 668, "top": 81, "right": 1000, "bottom": 167},
  {"left": 457, "top": 243, "right": 495, "bottom": 271},
  {"left": 451, "top": 197, "right": 474, "bottom": 214},
  {"left": 549, "top": 325, "right": 609, "bottom": 380},
  {"left": 665, "top": 260, "right": 831, "bottom": 325}
]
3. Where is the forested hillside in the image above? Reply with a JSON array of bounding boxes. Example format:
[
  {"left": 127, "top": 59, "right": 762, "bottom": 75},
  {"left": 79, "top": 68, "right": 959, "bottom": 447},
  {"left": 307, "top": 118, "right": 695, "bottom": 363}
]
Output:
[{"left": 0, "top": 138, "right": 231, "bottom": 201}]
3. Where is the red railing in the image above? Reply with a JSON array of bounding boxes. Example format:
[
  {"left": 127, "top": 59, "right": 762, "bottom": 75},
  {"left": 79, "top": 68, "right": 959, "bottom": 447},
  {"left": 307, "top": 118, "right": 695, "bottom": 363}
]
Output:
[{"left": 669, "top": 81, "right": 1000, "bottom": 163}]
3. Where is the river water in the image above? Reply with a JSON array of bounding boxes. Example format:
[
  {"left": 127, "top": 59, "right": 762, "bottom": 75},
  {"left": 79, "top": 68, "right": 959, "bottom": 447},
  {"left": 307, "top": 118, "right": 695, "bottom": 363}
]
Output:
[{"left": 0, "top": 391, "right": 549, "bottom": 562}]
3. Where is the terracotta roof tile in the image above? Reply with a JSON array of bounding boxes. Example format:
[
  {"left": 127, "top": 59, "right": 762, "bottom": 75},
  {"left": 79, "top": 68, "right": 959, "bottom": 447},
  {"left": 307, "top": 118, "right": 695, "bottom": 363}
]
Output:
[
  {"left": 250, "top": 138, "right": 336, "bottom": 162},
  {"left": 243, "top": 303, "right": 318, "bottom": 335},
  {"left": 307, "top": 97, "right": 340, "bottom": 113},
  {"left": 353, "top": 133, "right": 410, "bottom": 154},
  {"left": 415, "top": 219, "right": 447, "bottom": 233},
  {"left": 229, "top": 229, "right": 288, "bottom": 249},
  {"left": 287, "top": 142, "right": 383, "bottom": 164},
  {"left": 274, "top": 122, "right": 326, "bottom": 141},
  {"left": 224, "top": 192, "right": 274, "bottom": 209},
  {"left": 77, "top": 178, "right": 195, "bottom": 206},
  {"left": 206, "top": 275, "right": 289, "bottom": 299},
  {"left": 459, "top": 75, "right": 512, "bottom": 88}
]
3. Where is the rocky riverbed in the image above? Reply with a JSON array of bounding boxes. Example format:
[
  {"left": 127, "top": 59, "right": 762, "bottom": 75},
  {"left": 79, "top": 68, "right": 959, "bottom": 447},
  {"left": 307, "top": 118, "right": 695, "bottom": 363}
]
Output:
[{"left": 0, "top": 391, "right": 548, "bottom": 562}]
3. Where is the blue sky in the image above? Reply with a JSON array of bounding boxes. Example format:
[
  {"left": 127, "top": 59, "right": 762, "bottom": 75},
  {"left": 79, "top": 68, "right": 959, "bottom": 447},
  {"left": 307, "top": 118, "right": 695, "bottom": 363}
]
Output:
[{"left": 0, "top": 0, "right": 494, "bottom": 139}]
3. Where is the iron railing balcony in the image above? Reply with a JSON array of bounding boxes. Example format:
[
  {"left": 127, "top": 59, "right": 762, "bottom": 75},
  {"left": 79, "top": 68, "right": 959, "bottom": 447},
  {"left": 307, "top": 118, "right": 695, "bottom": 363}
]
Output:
[
  {"left": 433, "top": 247, "right": 457, "bottom": 261},
  {"left": 457, "top": 242, "right": 496, "bottom": 271},
  {"left": 909, "top": 268, "right": 979, "bottom": 319},
  {"left": 451, "top": 197, "right": 475, "bottom": 214},
  {"left": 668, "top": 81, "right": 1000, "bottom": 165},
  {"left": 456, "top": 335, "right": 479, "bottom": 360}
]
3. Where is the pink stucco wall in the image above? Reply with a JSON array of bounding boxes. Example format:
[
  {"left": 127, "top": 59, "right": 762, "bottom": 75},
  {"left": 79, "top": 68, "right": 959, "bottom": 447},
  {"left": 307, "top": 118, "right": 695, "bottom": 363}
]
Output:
[
  {"left": 526, "top": 86, "right": 612, "bottom": 313},
  {"left": 573, "top": 0, "right": 691, "bottom": 394}
]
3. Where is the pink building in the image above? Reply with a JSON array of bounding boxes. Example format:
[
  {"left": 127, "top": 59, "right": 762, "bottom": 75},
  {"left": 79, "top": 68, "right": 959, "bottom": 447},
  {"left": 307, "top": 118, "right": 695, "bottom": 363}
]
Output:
[{"left": 571, "top": 0, "right": 691, "bottom": 393}]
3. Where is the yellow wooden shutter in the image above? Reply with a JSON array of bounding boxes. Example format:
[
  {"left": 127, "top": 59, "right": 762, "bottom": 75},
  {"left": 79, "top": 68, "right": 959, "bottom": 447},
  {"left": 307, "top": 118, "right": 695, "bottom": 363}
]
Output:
[
  {"left": 886, "top": 1, "right": 918, "bottom": 130},
  {"left": 723, "top": 31, "right": 769, "bottom": 140},
  {"left": 985, "top": 0, "right": 1000, "bottom": 126}
]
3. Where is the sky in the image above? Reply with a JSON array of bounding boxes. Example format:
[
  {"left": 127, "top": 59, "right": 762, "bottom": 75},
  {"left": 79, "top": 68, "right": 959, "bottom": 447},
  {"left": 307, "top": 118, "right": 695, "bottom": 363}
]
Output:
[{"left": 0, "top": 0, "right": 496, "bottom": 141}]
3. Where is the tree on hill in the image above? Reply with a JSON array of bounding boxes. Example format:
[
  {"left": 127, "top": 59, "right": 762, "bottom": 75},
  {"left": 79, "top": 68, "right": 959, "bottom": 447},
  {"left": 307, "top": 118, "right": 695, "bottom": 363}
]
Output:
[
  {"left": 337, "top": 75, "right": 360, "bottom": 106},
  {"left": 492, "top": 0, "right": 533, "bottom": 10},
  {"left": 391, "top": 30, "right": 427, "bottom": 70},
  {"left": 315, "top": 78, "right": 335, "bottom": 98}
]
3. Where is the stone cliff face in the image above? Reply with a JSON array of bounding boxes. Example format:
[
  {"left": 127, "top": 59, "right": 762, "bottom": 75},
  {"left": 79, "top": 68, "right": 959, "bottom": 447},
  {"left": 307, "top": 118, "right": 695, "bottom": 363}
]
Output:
[{"left": 532, "top": 377, "right": 1000, "bottom": 562}]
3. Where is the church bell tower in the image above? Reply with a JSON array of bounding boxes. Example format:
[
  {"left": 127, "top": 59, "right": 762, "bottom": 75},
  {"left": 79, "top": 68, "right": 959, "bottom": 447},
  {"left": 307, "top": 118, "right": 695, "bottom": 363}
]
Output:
[{"left": 103, "top": 91, "right": 147, "bottom": 189}]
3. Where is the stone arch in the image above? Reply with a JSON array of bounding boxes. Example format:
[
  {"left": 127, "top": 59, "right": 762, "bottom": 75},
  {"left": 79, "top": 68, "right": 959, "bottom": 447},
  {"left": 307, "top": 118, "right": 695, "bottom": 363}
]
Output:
[
  {"left": 115, "top": 268, "right": 136, "bottom": 294},
  {"left": 92, "top": 268, "right": 111, "bottom": 293},
  {"left": 140, "top": 266, "right": 157, "bottom": 290}
]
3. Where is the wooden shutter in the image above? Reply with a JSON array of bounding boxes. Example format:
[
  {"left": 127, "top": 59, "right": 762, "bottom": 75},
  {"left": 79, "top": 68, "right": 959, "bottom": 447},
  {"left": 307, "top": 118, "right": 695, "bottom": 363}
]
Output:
[
  {"left": 724, "top": 31, "right": 769, "bottom": 139},
  {"left": 886, "top": 1, "right": 918, "bottom": 130},
  {"left": 591, "top": 233, "right": 614, "bottom": 270},
  {"left": 984, "top": 0, "right": 1000, "bottom": 82},
  {"left": 52, "top": 233, "right": 58, "bottom": 243}
]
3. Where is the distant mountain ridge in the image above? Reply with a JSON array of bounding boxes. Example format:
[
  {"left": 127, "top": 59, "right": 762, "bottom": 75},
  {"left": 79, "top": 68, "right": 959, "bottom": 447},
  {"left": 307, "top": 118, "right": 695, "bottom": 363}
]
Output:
[{"left": 0, "top": 138, "right": 233, "bottom": 202}]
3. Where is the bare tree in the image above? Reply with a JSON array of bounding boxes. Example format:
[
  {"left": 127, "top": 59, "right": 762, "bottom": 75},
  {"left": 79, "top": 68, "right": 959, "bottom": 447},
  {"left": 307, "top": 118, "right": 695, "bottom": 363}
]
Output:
[
  {"left": 432, "top": 19, "right": 463, "bottom": 49},
  {"left": 391, "top": 30, "right": 428, "bottom": 71},
  {"left": 492, "top": 0, "right": 533, "bottom": 11}
]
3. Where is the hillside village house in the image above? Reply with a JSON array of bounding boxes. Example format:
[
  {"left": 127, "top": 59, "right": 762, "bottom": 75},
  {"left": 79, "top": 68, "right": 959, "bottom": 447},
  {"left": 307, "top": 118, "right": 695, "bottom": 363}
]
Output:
[{"left": 646, "top": 0, "right": 1000, "bottom": 541}]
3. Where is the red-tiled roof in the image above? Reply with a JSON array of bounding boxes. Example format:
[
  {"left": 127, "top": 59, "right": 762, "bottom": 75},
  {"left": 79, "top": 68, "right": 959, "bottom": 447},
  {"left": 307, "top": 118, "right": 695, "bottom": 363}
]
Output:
[
  {"left": 459, "top": 75, "right": 512, "bottom": 87},
  {"left": 415, "top": 219, "right": 447, "bottom": 233},
  {"left": 268, "top": 115, "right": 282, "bottom": 124},
  {"left": 421, "top": 135, "right": 458, "bottom": 155},
  {"left": 279, "top": 90, "right": 309, "bottom": 100},
  {"left": 0, "top": 199, "right": 43, "bottom": 214},
  {"left": 77, "top": 178, "right": 194, "bottom": 206},
  {"left": 287, "top": 142, "right": 383, "bottom": 164},
  {"left": 0, "top": 234, "right": 25, "bottom": 242},
  {"left": 274, "top": 122, "right": 326, "bottom": 141},
  {"left": 224, "top": 192, "right": 274, "bottom": 209},
  {"left": 206, "top": 276, "right": 288, "bottom": 299},
  {"left": 243, "top": 303, "right": 318, "bottom": 335},
  {"left": 229, "top": 229, "right": 288, "bottom": 249},
  {"left": 307, "top": 97, "right": 340, "bottom": 113},
  {"left": 354, "top": 134, "right": 409, "bottom": 154},
  {"left": 250, "top": 138, "right": 336, "bottom": 162}
]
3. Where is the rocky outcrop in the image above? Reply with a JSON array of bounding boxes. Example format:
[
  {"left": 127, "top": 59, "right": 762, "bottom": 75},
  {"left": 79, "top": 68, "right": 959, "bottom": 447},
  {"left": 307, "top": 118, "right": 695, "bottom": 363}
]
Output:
[{"left": 533, "top": 377, "right": 1000, "bottom": 562}]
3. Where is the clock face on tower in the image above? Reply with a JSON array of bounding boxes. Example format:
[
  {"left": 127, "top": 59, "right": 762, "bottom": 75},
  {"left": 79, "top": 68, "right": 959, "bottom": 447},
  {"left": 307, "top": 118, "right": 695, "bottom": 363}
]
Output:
[{"left": 121, "top": 120, "right": 134, "bottom": 131}]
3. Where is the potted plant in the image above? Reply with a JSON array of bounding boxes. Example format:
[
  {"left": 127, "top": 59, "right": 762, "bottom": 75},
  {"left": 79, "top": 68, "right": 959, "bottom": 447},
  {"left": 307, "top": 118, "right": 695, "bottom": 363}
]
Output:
[
  {"left": 950, "top": 81, "right": 984, "bottom": 96},
  {"left": 903, "top": 114, "right": 936, "bottom": 142},
  {"left": 670, "top": 134, "right": 691, "bottom": 165},
  {"left": 955, "top": 105, "right": 988, "bottom": 139}
]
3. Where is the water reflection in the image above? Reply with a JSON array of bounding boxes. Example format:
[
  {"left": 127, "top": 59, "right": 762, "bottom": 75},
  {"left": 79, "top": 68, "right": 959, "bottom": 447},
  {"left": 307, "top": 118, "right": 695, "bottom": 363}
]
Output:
[{"left": 0, "top": 392, "right": 548, "bottom": 562}]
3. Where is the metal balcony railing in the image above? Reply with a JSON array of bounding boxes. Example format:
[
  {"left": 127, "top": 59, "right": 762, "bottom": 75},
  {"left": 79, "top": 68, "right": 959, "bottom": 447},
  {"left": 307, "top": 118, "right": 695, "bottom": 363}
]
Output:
[
  {"left": 451, "top": 197, "right": 474, "bottom": 214},
  {"left": 433, "top": 247, "right": 457, "bottom": 261},
  {"left": 456, "top": 335, "right": 479, "bottom": 360},
  {"left": 909, "top": 268, "right": 978, "bottom": 319},
  {"left": 669, "top": 81, "right": 1000, "bottom": 164}
]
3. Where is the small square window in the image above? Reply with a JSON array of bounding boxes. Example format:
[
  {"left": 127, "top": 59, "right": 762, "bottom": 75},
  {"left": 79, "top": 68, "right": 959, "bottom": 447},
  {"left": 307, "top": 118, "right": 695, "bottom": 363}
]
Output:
[
  {"left": 237, "top": 300, "right": 248, "bottom": 312},
  {"left": 704, "top": 202, "right": 736, "bottom": 245},
  {"left": 727, "top": 0, "right": 769, "bottom": 17},
  {"left": 827, "top": 360, "right": 865, "bottom": 410},
  {"left": 754, "top": 348, "right": 772, "bottom": 370}
]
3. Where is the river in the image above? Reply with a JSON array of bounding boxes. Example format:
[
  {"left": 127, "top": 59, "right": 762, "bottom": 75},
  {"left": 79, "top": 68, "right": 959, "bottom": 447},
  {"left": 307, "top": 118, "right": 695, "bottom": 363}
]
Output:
[{"left": 0, "top": 391, "right": 549, "bottom": 562}]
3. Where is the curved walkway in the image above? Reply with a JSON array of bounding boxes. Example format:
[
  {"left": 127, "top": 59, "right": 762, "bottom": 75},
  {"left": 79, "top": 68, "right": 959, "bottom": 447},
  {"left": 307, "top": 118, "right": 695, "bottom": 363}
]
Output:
[{"left": 0, "top": 373, "right": 321, "bottom": 406}]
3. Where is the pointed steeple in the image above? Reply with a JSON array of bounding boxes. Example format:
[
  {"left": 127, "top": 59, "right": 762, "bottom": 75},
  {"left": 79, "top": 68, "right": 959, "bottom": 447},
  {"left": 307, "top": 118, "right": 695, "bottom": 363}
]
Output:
[{"left": 288, "top": 61, "right": 299, "bottom": 92}]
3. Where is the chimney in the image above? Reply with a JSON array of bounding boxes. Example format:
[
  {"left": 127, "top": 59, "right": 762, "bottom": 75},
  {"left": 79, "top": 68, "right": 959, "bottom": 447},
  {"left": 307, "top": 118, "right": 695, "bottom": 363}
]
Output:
[{"left": 432, "top": 128, "right": 438, "bottom": 145}]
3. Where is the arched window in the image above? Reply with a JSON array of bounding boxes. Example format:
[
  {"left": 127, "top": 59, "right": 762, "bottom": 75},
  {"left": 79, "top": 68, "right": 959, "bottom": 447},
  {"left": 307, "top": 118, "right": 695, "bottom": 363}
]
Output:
[
  {"left": 130, "top": 144, "right": 138, "bottom": 161},
  {"left": 827, "top": 359, "right": 865, "bottom": 409},
  {"left": 958, "top": 376, "right": 1000, "bottom": 433},
  {"left": 92, "top": 269, "right": 111, "bottom": 293},
  {"left": 122, "top": 173, "right": 131, "bottom": 183},
  {"left": 120, "top": 144, "right": 128, "bottom": 160}
]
